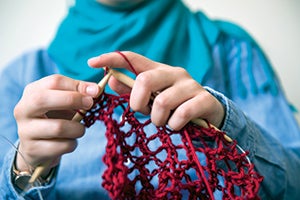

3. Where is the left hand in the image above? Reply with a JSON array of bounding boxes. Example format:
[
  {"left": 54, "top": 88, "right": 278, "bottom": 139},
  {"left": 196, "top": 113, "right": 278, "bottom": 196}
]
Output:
[{"left": 88, "top": 51, "right": 225, "bottom": 130}]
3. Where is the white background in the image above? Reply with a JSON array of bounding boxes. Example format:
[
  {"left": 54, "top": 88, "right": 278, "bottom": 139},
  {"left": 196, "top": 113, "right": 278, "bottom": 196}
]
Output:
[{"left": 0, "top": 0, "right": 299, "bottom": 122}]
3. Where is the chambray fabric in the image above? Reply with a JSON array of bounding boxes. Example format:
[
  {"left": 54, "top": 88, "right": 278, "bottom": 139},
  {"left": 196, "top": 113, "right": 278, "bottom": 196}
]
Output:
[{"left": 0, "top": 35, "right": 299, "bottom": 199}]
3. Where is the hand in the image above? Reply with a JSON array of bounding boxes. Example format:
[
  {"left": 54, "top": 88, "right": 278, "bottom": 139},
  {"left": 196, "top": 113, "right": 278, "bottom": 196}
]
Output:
[
  {"left": 14, "top": 75, "right": 100, "bottom": 176},
  {"left": 88, "top": 51, "right": 225, "bottom": 131}
]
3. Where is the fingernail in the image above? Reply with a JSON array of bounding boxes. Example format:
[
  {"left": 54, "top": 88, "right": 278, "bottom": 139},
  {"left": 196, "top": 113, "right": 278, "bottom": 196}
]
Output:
[
  {"left": 82, "top": 96, "right": 93, "bottom": 109},
  {"left": 86, "top": 85, "right": 98, "bottom": 96}
]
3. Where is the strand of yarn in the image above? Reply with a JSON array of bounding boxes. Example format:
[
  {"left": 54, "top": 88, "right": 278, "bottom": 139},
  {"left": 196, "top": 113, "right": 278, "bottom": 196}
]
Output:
[
  {"left": 82, "top": 91, "right": 263, "bottom": 199},
  {"left": 81, "top": 51, "right": 263, "bottom": 199}
]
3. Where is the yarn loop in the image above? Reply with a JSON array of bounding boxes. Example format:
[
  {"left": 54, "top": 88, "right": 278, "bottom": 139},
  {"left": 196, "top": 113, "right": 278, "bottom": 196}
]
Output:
[{"left": 82, "top": 91, "right": 263, "bottom": 200}]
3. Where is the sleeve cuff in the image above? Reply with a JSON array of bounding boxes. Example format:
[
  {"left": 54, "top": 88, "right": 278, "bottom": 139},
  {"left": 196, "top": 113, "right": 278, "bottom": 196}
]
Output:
[
  {"left": 204, "top": 86, "right": 258, "bottom": 160},
  {"left": 1, "top": 141, "right": 57, "bottom": 199}
]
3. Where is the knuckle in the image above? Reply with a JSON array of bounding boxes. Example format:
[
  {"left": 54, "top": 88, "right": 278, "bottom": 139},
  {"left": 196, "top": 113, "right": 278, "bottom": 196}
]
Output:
[
  {"left": 177, "top": 77, "right": 199, "bottom": 92},
  {"left": 43, "top": 74, "right": 64, "bottom": 89},
  {"left": 135, "top": 72, "right": 152, "bottom": 88},
  {"left": 51, "top": 121, "right": 66, "bottom": 136},
  {"left": 63, "top": 94, "right": 78, "bottom": 106},
  {"left": 175, "top": 106, "right": 191, "bottom": 120},
  {"left": 23, "top": 82, "right": 35, "bottom": 93},
  {"left": 173, "top": 66, "right": 189, "bottom": 76},
  {"left": 19, "top": 90, "right": 47, "bottom": 112},
  {"left": 200, "top": 91, "right": 215, "bottom": 108},
  {"left": 76, "top": 81, "right": 85, "bottom": 94},
  {"left": 154, "top": 94, "right": 169, "bottom": 109},
  {"left": 13, "top": 103, "right": 23, "bottom": 119},
  {"left": 30, "top": 92, "right": 47, "bottom": 108}
]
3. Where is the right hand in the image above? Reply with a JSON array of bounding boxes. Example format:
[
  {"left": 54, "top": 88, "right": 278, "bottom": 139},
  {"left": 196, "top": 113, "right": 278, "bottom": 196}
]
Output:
[{"left": 14, "top": 74, "right": 100, "bottom": 176}]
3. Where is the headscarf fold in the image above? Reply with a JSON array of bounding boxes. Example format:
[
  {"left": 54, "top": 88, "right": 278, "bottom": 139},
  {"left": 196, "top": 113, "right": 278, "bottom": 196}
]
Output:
[
  {"left": 48, "top": 0, "right": 277, "bottom": 97},
  {"left": 48, "top": 0, "right": 220, "bottom": 82}
]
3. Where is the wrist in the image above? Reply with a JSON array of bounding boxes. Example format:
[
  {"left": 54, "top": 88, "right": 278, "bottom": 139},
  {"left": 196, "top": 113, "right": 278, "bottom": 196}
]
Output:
[{"left": 12, "top": 152, "right": 55, "bottom": 192}]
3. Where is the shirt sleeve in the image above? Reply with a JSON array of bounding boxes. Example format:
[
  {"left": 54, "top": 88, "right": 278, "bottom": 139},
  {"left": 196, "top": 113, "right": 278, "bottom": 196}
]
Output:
[
  {"left": 0, "top": 143, "right": 57, "bottom": 200},
  {"left": 206, "top": 37, "right": 300, "bottom": 199}
]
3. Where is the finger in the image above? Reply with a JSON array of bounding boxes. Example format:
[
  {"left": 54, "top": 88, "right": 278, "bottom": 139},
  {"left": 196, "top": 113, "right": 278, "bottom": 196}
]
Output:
[
  {"left": 108, "top": 76, "right": 132, "bottom": 95},
  {"left": 88, "top": 51, "right": 163, "bottom": 74},
  {"left": 167, "top": 91, "right": 224, "bottom": 130},
  {"left": 130, "top": 68, "right": 174, "bottom": 113},
  {"left": 18, "top": 118, "right": 85, "bottom": 140},
  {"left": 130, "top": 67, "right": 189, "bottom": 114},
  {"left": 19, "top": 138, "right": 78, "bottom": 167},
  {"left": 150, "top": 80, "right": 201, "bottom": 127},
  {"left": 32, "top": 74, "right": 100, "bottom": 97},
  {"left": 21, "top": 90, "right": 94, "bottom": 117}
]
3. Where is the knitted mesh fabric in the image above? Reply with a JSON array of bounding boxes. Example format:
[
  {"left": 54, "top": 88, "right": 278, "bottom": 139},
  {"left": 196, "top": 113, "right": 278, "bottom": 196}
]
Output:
[{"left": 81, "top": 91, "right": 263, "bottom": 200}]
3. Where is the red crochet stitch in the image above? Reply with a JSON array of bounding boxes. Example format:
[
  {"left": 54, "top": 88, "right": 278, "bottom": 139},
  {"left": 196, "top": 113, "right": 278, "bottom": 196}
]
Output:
[
  {"left": 81, "top": 52, "right": 263, "bottom": 199},
  {"left": 82, "top": 91, "right": 263, "bottom": 200}
]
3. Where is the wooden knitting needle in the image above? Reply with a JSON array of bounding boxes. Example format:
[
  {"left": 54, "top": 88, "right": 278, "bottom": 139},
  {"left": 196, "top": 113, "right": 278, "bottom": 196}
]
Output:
[
  {"left": 28, "top": 70, "right": 113, "bottom": 186},
  {"left": 28, "top": 67, "right": 232, "bottom": 186},
  {"left": 110, "top": 69, "right": 233, "bottom": 143},
  {"left": 71, "top": 70, "right": 113, "bottom": 122}
]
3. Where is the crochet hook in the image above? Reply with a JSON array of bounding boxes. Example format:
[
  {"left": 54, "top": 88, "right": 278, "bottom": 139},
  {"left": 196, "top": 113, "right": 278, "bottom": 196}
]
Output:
[
  {"left": 27, "top": 70, "right": 113, "bottom": 187},
  {"left": 110, "top": 69, "right": 233, "bottom": 143}
]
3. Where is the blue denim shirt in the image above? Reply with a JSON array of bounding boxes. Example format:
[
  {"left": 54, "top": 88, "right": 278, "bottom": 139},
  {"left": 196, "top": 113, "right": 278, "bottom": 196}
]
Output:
[{"left": 0, "top": 38, "right": 299, "bottom": 199}]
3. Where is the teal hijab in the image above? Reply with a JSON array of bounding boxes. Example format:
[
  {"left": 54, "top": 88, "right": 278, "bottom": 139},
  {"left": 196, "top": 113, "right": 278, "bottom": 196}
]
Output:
[{"left": 48, "top": 0, "right": 276, "bottom": 96}]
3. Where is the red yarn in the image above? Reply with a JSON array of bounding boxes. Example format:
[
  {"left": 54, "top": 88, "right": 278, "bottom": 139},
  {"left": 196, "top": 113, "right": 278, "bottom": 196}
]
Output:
[
  {"left": 81, "top": 52, "right": 263, "bottom": 199},
  {"left": 82, "top": 91, "right": 263, "bottom": 199}
]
